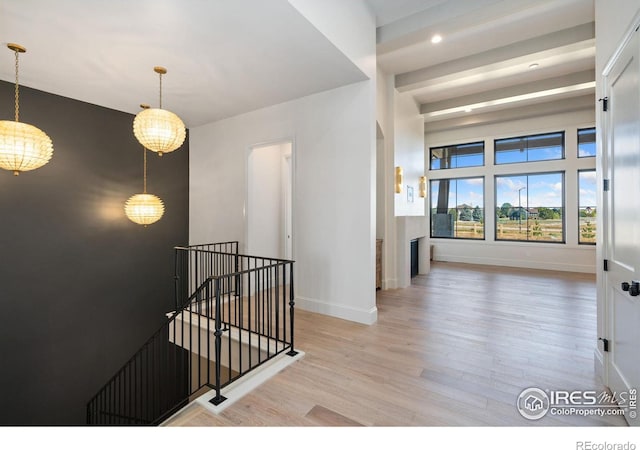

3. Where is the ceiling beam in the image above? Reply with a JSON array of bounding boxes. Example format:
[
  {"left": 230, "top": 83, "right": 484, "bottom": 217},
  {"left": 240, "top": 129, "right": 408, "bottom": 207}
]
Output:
[
  {"left": 420, "top": 70, "right": 594, "bottom": 116},
  {"left": 424, "top": 94, "right": 595, "bottom": 133},
  {"left": 396, "top": 22, "right": 594, "bottom": 92}
]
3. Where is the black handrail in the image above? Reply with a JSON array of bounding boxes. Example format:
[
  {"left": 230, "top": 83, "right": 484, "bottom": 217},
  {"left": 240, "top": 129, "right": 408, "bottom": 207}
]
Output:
[{"left": 86, "top": 242, "right": 296, "bottom": 425}]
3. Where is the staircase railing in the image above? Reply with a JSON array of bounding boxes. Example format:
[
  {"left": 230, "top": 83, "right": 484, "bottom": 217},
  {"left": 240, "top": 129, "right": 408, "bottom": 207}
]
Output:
[{"left": 86, "top": 242, "right": 296, "bottom": 425}]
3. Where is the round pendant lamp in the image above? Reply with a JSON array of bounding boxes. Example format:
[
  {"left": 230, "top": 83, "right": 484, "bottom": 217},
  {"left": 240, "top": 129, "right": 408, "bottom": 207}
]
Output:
[
  {"left": 133, "top": 66, "right": 185, "bottom": 157},
  {"left": 125, "top": 130, "right": 165, "bottom": 227},
  {"left": 0, "top": 43, "right": 54, "bottom": 176}
]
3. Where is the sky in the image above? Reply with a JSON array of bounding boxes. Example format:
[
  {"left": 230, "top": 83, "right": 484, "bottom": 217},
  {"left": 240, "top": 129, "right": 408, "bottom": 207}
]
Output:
[{"left": 430, "top": 173, "right": 569, "bottom": 210}]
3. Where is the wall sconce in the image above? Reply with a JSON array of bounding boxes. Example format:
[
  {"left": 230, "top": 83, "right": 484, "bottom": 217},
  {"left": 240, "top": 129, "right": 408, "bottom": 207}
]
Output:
[
  {"left": 395, "top": 166, "right": 403, "bottom": 194},
  {"left": 419, "top": 176, "right": 426, "bottom": 198}
]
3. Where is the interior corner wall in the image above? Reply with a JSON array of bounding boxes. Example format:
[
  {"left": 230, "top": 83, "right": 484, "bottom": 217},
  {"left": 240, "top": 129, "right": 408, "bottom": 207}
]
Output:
[
  {"left": 190, "top": 80, "right": 377, "bottom": 325},
  {"left": 287, "top": 0, "right": 376, "bottom": 78},
  {"left": 376, "top": 69, "right": 429, "bottom": 289},
  {"left": 0, "top": 81, "right": 189, "bottom": 425},
  {"left": 376, "top": 69, "right": 398, "bottom": 289}
]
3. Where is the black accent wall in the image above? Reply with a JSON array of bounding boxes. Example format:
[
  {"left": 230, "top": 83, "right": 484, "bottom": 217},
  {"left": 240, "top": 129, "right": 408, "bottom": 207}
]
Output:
[{"left": 0, "top": 81, "right": 189, "bottom": 425}]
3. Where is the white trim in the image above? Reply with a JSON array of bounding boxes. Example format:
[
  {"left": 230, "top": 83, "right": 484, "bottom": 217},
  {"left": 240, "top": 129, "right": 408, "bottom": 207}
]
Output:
[
  {"left": 594, "top": 348, "right": 606, "bottom": 385},
  {"left": 433, "top": 254, "right": 595, "bottom": 273},
  {"left": 602, "top": 10, "right": 640, "bottom": 77},
  {"left": 160, "top": 350, "right": 305, "bottom": 423},
  {"left": 296, "top": 296, "right": 378, "bottom": 325},
  {"left": 382, "top": 278, "right": 397, "bottom": 290}
]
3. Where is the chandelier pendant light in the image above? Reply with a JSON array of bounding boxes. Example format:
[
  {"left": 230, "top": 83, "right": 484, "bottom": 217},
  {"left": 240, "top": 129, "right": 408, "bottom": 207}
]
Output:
[
  {"left": 0, "top": 43, "right": 54, "bottom": 176},
  {"left": 133, "top": 66, "right": 185, "bottom": 157},
  {"left": 125, "top": 133, "right": 165, "bottom": 227}
]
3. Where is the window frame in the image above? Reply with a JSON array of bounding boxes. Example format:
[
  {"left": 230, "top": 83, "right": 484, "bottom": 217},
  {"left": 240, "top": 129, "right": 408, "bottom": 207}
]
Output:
[
  {"left": 429, "top": 176, "right": 486, "bottom": 240},
  {"left": 494, "top": 131, "right": 565, "bottom": 165},
  {"left": 578, "top": 169, "right": 597, "bottom": 245},
  {"left": 429, "top": 141, "right": 485, "bottom": 170},
  {"left": 494, "top": 171, "right": 566, "bottom": 244},
  {"left": 577, "top": 127, "right": 596, "bottom": 158}
]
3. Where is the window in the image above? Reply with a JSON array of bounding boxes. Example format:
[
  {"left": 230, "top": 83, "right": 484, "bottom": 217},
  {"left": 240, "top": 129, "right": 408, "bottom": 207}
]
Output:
[
  {"left": 495, "top": 172, "right": 565, "bottom": 243},
  {"left": 579, "top": 170, "right": 596, "bottom": 244},
  {"left": 578, "top": 128, "right": 596, "bottom": 158},
  {"left": 430, "top": 141, "right": 484, "bottom": 170},
  {"left": 495, "top": 132, "right": 564, "bottom": 164},
  {"left": 430, "top": 177, "right": 484, "bottom": 239}
]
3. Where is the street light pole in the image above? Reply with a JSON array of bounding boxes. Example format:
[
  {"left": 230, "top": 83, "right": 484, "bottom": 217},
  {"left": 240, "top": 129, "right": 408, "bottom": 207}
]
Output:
[{"left": 518, "top": 187, "right": 527, "bottom": 235}]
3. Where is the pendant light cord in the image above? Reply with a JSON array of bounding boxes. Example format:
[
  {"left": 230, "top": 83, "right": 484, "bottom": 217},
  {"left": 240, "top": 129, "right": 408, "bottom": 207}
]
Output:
[
  {"left": 14, "top": 48, "right": 19, "bottom": 122},
  {"left": 158, "top": 72, "right": 163, "bottom": 109},
  {"left": 143, "top": 146, "right": 147, "bottom": 194}
]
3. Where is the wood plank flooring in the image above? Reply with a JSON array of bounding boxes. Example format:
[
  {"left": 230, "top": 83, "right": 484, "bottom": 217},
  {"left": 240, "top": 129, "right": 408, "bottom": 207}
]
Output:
[{"left": 165, "top": 262, "right": 627, "bottom": 427}]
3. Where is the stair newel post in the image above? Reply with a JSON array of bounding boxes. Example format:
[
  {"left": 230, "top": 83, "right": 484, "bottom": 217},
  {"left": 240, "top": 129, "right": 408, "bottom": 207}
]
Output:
[
  {"left": 173, "top": 248, "right": 180, "bottom": 311},
  {"left": 234, "top": 247, "right": 240, "bottom": 297},
  {"left": 287, "top": 262, "right": 298, "bottom": 356},
  {"left": 210, "top": 277, "right": 227, "bottom": 405}
]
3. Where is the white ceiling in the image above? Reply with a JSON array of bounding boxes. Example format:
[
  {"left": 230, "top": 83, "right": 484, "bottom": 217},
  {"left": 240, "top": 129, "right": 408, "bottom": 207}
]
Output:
[
  {"left": 0, "top": 0, "right": 366, "bottom": 127},
  {"left": 367, "top": 0, "right": 596, "bottom": 130},
  {"left": 1, "top": 0, "right": 597, "bottom": 131}
]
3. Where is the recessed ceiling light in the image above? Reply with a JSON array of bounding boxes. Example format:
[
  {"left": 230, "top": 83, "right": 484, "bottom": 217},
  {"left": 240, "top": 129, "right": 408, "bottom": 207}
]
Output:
[
  {"left": 529, "top": 63, "right": 540, "bottom": 69},
  {"left": 431, "top": 34, "right": 443, "bottom": 44}
]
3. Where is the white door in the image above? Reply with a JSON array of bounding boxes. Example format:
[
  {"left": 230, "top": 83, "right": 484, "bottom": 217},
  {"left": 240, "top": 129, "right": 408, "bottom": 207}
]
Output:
[{"left": 603, "top": 26, "right": 640, "bottom": 426}]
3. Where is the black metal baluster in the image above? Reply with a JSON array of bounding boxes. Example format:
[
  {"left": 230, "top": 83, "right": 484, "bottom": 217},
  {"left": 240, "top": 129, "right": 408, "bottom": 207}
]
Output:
[
  {"left": 206, "top": 279, "right": 211, "bottom": 388},
  {"left": 197, "top": 288, "right": 201, "bottom": 390},
  {"left": 210, "top": 278, "right": 227, "bottom": 405},
  {"left": 287, "top": 263, "right": 298, "bottom": 356},
  {"left": 275, "top": 264, "right": 280, "bottom": 350},
  {"left": 227, "top": 277, "right": 232, "bottom": 383}
]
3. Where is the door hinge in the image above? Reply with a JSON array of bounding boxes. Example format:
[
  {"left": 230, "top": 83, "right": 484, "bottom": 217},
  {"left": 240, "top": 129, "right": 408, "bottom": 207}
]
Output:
[
  {"left": 604, "top": 259, "right": 609, "bottom": 271},
  {"left": 598, "top": 337, "right": 609, "bottom": 352},
  {"left": 603, "top": 179, "right": 610, "bottom": 192},
  {"left": 599, "top": 97, "right": 609, "bottom": 112}
]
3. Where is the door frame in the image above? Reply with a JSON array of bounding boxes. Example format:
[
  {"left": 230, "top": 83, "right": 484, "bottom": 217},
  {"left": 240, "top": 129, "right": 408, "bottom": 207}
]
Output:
[
  {"left": 244, "top": 137, "right": 296, "bottom": 260},
  {"left": 597, "top": 9, "right": 640, "bottom": 401}
]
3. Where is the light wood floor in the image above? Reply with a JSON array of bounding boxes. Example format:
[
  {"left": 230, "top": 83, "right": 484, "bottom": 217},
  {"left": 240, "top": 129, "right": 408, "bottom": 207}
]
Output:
[{"left": 165, "top": 262, "right": 626, "bottom": 427}]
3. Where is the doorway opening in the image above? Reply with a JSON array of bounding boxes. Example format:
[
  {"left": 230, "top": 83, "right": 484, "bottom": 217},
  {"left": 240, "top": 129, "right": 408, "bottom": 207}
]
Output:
[{"left": 247, "top": 140, "right": 293, "bottom": 260}]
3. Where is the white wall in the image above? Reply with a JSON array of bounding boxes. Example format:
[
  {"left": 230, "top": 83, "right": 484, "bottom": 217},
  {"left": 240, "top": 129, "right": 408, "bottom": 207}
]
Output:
[
  {"left": 376, "top": 69, "right": 399, "bottom": 289},
  {"left": 375, "top": 68, "right": 429, "bottom": 289},
  {"left": 190, "top": 0, "right": 376, "bottom": 324},
  {"left": 594, "top": 0, "right": 640, "bottom": 382},
  {"left": 426, "top": 108, "right": 596, "bottom": 273},
  {"left": 288, "top": 0, "right": 376, "bottom": 78},
  {"left": 394, "top": 92, "right": 426, "bottom": 218},
  {"left": 190, "top": 80, "right": 377, "bottom": 324}
]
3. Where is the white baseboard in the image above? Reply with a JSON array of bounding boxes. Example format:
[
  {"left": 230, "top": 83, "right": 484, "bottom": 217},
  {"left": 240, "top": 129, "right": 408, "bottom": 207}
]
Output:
[
  {"left": 161, "top": 349, "right": 305, "bottom": 423},
  {"left": 296, "top": 296, "right": 378, "bottom": 325},
  {"left": 594, "top": 347, "right": 606, "bottom": 385},
  {"left": 382, "top": 278, "right": 397, "bottom": 290},
  {"left": 434, "top": 254, "right": 595, "bottom": 274}
]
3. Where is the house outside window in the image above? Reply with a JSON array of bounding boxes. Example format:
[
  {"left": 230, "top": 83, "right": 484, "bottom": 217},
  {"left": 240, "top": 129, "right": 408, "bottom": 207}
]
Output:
[
  {"left": 495, "top": 172, "right": 565, "bottom": 243},
  {"left": 430, "top": 177, "right": 484, "bottom": 239}
]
